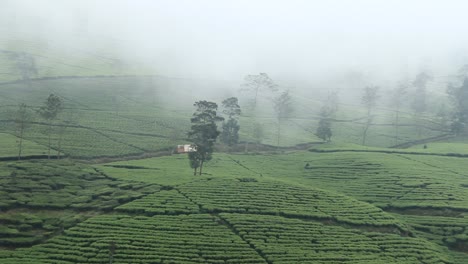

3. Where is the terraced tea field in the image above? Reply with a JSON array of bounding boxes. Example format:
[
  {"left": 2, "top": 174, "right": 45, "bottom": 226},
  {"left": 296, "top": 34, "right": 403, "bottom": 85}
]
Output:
[
  {"left": 93, "top": 149, "right": 468, "bottom": 262},
  {"left": 0, "top": 161, "right": 158, "bottom": 248},
  {"left": 1, "top": 9, "right": 467, "bottom": 263},
  {"left": 0, "top": 133, "right": 50, "bottom": 158},
  {"left": 0, "top": 151, "right": 466, "bottom": 264},
  {"left": 0, "top": 43, "right": 466, "bottom": 263},
  {"left": 0, "top": 72, "right": 452, "bottom": 160},
  {"left": 220, "top": 213, "right": 450, "bottom": 264}
]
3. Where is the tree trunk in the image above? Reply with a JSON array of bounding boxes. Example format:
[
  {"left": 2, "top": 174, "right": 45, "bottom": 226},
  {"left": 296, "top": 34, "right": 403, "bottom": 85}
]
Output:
[
  {"left": 57, "top": 131, "right": 63, "bottom": 159},
  {"left": 394, "top": 110, "right": 400, "bottom": 145},
  {"left": 244, "top": 142, "right": 249, "bottom": 153},
  {"left": 18, "top": 124, "right": 24, "bottom": 160},
  {"left": 47, "top": 122, "right": 51, "bottom": 159},
  {"left": 277, "top": 119, "right": 281, "bottom": 147},
  {"left": 362, "top": 118, "right": 371, "bottom": 146},
  {"left": 193, "top": 167, "right": 197, "bottom": 176},
  {"left": 253, "top": 85, "right": 259, "bottom": 109},
  {"left": 199, "top": 159, "right": 204, "bottom": 176},
  {"left": 362, "top": 109, "right": 372, "bottom": 146},
  {"left": 417, "top": 118, "right": 423, "bottom": 138}
]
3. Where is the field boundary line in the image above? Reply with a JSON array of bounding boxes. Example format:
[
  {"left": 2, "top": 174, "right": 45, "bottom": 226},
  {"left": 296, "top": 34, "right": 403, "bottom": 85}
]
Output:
[
  {"left": 215, "top": 213, "right": 272, "bottom": 264},
  {"left": 309, "top": 148, "right": 468, "bottom": 158}
]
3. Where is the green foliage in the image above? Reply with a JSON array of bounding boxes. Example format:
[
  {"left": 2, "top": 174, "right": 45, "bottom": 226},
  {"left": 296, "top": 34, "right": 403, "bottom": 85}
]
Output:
[
  {"left": 178, "top": 178, "right": 400, "bottom": 226},
  {"left": 37, "top": 94, "right": 64, "bottom": 159},
  {"left": 273, "top": 90, "right": 293, "bottom": 120},
  {"left": 188, "top": 100, "right": 224, "bottom": 175},
  {"left": 222, "top": 213, "right": 449, "bottom": 263},
  {"left": 220, "top": 97, "right": 241, "bottom": 146},
  {"left": 115, "top": 190, "right": 199, "bottom": 214},
  {"left": 221, "top": 97, "right": 241, "bottom": 119},
  {"left": 1, "top": 150, "right": 467, "bottom": 262},
  {"left": 447, "top": 78, "right": 468, "bottom": 134},
  {"left": 37, "top": 94, "right": 63, "bottom": 121},
  {"left": 0, "top": 214, "right": 267, "bottom": 263},
  {"left": 0, "top": 160, "right": 158, "bottom": 248},
  {"left": 0, "top": 133, "right": 49, "bottom": 157},
  {"left": 220, "top": 118, "right": 240, "bottom": 146},
  {"left": 315, "top": 106, "right": 333, "bottom": 142}
]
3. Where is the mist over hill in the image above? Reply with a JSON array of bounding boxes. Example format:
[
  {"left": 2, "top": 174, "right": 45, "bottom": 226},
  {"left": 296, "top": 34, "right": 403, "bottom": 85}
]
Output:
[{"left": 1, "top": 1, "right": 468, "bottom": 264}]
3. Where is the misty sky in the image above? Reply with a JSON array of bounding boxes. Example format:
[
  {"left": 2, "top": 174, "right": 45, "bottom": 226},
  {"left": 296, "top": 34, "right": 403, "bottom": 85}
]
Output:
[{"left": 2, "top": 0, "right": 468, "bottom": 85}]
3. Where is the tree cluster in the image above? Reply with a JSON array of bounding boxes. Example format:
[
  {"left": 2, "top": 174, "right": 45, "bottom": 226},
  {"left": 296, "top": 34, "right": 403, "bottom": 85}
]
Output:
[
  {"left": 447, "top": 78, "right": 468, "bottom": 134},
  {"left": 220, "top": 97, "right": 241, "bottom": 147},
  {"left": 187, "top": 101, "right": 224, "bottom": 175}
]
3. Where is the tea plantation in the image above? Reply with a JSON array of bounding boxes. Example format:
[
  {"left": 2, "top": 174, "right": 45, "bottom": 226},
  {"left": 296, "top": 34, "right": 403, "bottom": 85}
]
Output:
[{"left": 0, "top": 69, "right": 466, "bottom": 262}]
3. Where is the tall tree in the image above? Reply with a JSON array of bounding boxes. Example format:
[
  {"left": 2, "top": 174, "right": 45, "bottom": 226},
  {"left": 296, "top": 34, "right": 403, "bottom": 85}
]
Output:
[
  {"left": 252, "top": 122, "right": 264, "bottom": 151},
  {"left": 273, "top": 90, "right": 293, "bottom": 147},
  {"left": 390, "top": 82, "right": 408, "bottom": 145},
  {"left": 56, "top": 110, "right": 78, "bottom": 159},
  {"left": 315, "top": 106, "right": 333, "bottom": 142},
  {"left": 187, "top": 100, "right": 224, "bottom": 175},
  {"left": 326, "top": 90, "right": 340, "bottom": 114},
  {"left": 14, "top": 103, "right": 33, "bottom": 160},
  {"left": 241, "top": 73, "right": 278, "bottom": 110},
  {"left": 38, "top": 94, "right": 63, "bottom": 159},
  {"left": 220, "top": 97, "right": 241, "bottom": 146},
  {"left": 411, "top": 71, "right": 433, "bottom": 137},
  {"left": 361, "top": 86, "right": 379, "bottom": 146},
  {"left": 447, "top": 78, "right": 468, "bottom": 135},
  {"left": 7, "top": 52, "right": 37, "bottom": 88}
]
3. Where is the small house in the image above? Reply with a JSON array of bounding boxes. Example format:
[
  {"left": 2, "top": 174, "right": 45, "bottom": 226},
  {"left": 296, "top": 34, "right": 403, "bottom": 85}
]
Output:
[{"left": 176, "top": 144, "right": 197, "bottom": 154}]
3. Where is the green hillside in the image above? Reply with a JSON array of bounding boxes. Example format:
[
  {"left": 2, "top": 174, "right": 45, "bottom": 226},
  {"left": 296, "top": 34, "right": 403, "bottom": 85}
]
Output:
[
  {"left": 0, "top": 36, "right": 152, "bottom": 83},
  {"left": 0, "top": 75, "right": 451, "bottom": 160},
  {"left": 1, "top": 149, "right": 467, "bottom": 263},
  {"left": 0, "top": 41, "right": 467, "bottom": 263}
]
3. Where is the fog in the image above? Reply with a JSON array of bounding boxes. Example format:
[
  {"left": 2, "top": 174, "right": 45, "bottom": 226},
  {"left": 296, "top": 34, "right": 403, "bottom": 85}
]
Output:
[{"left": 2, "top": 0, "right": 468, "bottom": 92}]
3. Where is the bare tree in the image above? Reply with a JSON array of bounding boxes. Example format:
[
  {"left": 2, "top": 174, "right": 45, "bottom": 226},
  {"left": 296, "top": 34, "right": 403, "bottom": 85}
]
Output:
[
  {"left": 14, "top": 103, "right": 33, "bottom": 160},
  {"left": 273, "top": 90, "right": 294, "bottom": 147},
  {"left": 361, "top": 86, "right": 380, "bottom": 146},
  {"left": 8, "top": 52, "right": 37, "bottom": 87},
  {"left": 38, "top": 94, "right": 63, "bottom": 159},
  {"left": 252, "top": 122, "right": 264, "bottom": 151},
  {"left": 390, "top": 82, "right": 408, "bottom": 145},
  {"left": 411, "top": 71, "right": 433, "bottom": 137},
  {"left": 56, "top": 110, "right": 78, "bottom": 159},
  {"left": 241, "top": 73, "right": 278, "bottom": 110},
  {"left": 241, "top": 73, "right": 277, "bottom": 151}
]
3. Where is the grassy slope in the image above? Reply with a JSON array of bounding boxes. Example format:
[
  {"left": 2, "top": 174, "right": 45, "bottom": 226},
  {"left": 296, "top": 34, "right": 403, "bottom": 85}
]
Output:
[
  {"left": 95, "top": 150, "right": 468, "bottom": 262},
  {"left": 0, "top": 40, "right": 466, "bottom": 263},
  {"left": 0, "top": 76, "right": 452, "bottom": 159},
  {"left": 0, "top": 153, "right": 461, "bottom": 263},
  {"left": 0, "top": 160, "right": 159, "bottom": 248},
  {"left": 0, "top": 132, "right": 49, "bottom": 157},
  {"left": 0, "top": 35, "right": 154, "bottom": 83}
]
